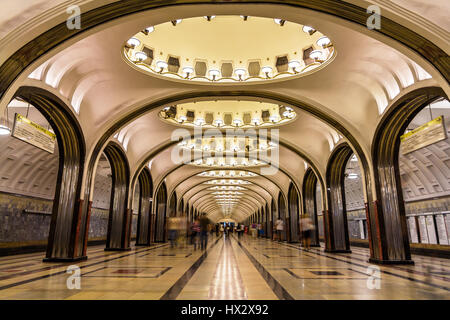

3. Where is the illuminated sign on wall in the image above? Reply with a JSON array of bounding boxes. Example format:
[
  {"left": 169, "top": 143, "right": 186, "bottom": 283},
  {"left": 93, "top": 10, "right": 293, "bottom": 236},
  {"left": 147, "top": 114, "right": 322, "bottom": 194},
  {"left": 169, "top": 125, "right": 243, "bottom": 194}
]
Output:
[
  {"left": 11, "top": 113, "right": 56, "bottom": 154},
  {"left": 400, "top": 116, "right": 447, "bottom": 155}
]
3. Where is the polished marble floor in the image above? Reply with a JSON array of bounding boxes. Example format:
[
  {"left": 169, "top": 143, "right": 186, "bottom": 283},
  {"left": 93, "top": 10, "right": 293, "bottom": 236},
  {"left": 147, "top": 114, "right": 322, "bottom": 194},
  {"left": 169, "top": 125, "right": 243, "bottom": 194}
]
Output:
[{"left": 0, "top": 234, "right": 449, "bottom": 300}]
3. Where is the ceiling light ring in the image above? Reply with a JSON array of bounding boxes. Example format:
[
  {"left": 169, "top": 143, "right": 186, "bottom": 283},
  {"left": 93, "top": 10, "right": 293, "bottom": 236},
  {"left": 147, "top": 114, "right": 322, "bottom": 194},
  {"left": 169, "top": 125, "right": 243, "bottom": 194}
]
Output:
[{"left": 123, "top": 16, "right": 335, "bottom": 85}]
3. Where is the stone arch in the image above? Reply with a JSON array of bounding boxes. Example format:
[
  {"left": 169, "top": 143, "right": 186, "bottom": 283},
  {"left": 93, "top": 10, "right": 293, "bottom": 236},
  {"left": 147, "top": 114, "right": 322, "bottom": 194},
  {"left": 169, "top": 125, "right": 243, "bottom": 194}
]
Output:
[
  {"left": 371, "top": 86, "right": 448, "bottom": 264},
  {"left": 302, "top": 168, "right": 321, "bottom": 247},
  {"left": 288, "top": 183, "right": 300, "bottom": 243},
  {"left": 278, "top": 191, "right": 288, "bottom": 241},
  {"left": 135, "top": 167, "right": 153, "bottom": 246},
  {"left": 13, "top": 86, "right": 86, "bottom": 262},
  {"left": 325, "top": 143, "right": 354, "bottom": 253},
  {"left": 154, "top": 181, "right": 168, "bottom": 242},
  {"left": 102, "top": 142, "right": 131, "bottom": 251}
]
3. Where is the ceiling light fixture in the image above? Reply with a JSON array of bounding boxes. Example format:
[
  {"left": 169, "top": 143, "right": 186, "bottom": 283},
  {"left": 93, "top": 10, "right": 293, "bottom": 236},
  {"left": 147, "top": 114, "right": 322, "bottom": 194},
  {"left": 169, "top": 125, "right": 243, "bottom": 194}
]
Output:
[
  {"left": 252, "top": 118, "right": 261, "bottom": 126},
  {"left": 261, "top": 66, "right": 272, "bottom": 78},
  {"left": 317, "top": 36, "right": 331, "bottom": 48},
  {"left": 274, "top": 18, "right": 285, "bottom": 26},
  {"left": 214, "top": 118, "right": 223, "bottom": 127},
  {"left": 309, "top": 50, "right": 323, "bottom": 61},
  {"left": 269, "top": 115, "right": 279, "bottom": 123},
  {"left": 183, "top": 66, "right": 194, "bottom": 78},
  {"left": 234, "top": 68, "right": 246, "bottom": 80},
  {"left": 209, "top": 69, "right": 220, "bottom": 80},
  {"left": 302, "top": 25, "right": 316, "bottom": 35},
  {"left": 171, "top": 19, "right": 182, "bottom": 26},
  {"left": 204, "top": 16, "right": 216, "bottom": 21},
  {"left": 135, "top": 51, "right": 147, "bottom": 62},
  {"left": 194, "top": 118, "right": 205, "bottom": 126},
  {"left": 144, "top": 26, "right": 155, "bottom": 34},
  {"left": 288, "top": 60, "right": 301, "bottom": 73},
  {"left": 156, "top": 60, "right": 168, "bottom": 72},
  {"left": 126, "top": 37, "right": 140, "bottom": 48}
]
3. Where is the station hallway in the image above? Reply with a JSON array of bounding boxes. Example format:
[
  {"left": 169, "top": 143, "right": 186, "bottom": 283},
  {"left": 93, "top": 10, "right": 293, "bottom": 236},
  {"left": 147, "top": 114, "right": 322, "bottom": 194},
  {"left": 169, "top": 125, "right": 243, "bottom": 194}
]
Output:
[
  {"left": 0, "top": 0, "right": 449, "bottom": 302},
  {"left": 0, "top": 235, "right": 449, "bottom": 300}
]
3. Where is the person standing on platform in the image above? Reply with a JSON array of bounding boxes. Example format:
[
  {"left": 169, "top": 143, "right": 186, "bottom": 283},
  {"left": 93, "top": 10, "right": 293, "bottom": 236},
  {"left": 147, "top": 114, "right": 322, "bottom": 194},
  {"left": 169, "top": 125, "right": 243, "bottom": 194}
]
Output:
[
  {"left": 258, "top": 223, "right": 265, "bottom": 238},
  {"left": 167, "top": 217, "right": 178, "bottom": 248},
  {"left": 275, "top": 218, "right": 284, "bottom": 242},
  {"left": 190, "top": 218, "right": 200, "bottom": 250},
  {"left": 300, "top": 214, "right": 314, "bottom": 250},
  {"left": 199, "top": 214, "right": 210, "bottom": 250},
  {"left": 237, "top": 224, "right": 244, "bottom": 239}
]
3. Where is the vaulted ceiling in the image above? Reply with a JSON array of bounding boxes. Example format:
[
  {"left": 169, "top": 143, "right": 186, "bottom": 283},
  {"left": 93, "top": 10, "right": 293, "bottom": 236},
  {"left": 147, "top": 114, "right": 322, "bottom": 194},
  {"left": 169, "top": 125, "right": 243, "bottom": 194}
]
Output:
[{"left": 0, "top": 1, "right": 448, "bottom": 222}]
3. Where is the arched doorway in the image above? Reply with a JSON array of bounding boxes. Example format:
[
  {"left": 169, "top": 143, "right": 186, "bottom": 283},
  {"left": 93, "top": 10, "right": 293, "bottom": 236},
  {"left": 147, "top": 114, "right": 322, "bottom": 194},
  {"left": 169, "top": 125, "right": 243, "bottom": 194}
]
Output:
[
  {"left": 288, "top": 183, "right": 300, "bottom": 243},
  {"left": 90, "top": 153, "right": 111, "bottom": 247},
  {"left": 103, "top": 142, "right": 131, "bottom": 251},
  {"left": 325, "top": 143, "right": 353, "bottom": 253},
  {"left": 302, "top": 169, "right": 321, "bottom": 247},
  {"left": 8, "top": 88, "right": 86, "bottom": 262},
  {"left": 271, "top": 199, "right": 277, "bottom": 240},
  {"left": 344, "top": 154, "right": 367, "bottom": 242},
  {"left": 372, "top": 87, "right": 448, "bottom": 264},
  {"left": 135, "top": 167, "right": 153, "bottom": 246},
  {"left": 154, "top": 182, "right": 167, "bottom": 242},
  {"left": 278, "top": 192, "right": 287, "bottom": 242}
]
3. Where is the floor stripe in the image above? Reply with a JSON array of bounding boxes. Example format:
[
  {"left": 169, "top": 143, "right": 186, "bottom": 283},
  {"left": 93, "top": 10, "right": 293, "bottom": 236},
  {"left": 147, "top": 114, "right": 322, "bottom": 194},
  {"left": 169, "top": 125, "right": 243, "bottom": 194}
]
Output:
[
  {"left": 160, "top": 235, "right": 222, "bottom": 300},
  {"left": 234, "top": 236, "right": 294, "bottom": 300},
  {"left": 208, "top": 236, "right": 247, "bottom": 300}
]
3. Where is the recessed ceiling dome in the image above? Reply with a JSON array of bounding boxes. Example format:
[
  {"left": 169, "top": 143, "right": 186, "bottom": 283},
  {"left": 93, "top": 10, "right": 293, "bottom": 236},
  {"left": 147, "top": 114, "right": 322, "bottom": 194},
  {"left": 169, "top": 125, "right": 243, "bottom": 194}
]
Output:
[
  {"left": 124, "top": 15, "right": 335, "bottom": 84},
  {"left": 160, "top": 101, "right": 296, "bottom": 128}
]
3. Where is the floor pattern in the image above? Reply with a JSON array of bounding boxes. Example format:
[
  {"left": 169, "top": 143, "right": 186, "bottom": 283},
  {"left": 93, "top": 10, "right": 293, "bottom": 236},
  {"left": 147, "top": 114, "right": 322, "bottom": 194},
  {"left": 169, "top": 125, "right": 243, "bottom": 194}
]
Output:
[{"left": 0, "top": 234, "right": 448, "bottom": 300}]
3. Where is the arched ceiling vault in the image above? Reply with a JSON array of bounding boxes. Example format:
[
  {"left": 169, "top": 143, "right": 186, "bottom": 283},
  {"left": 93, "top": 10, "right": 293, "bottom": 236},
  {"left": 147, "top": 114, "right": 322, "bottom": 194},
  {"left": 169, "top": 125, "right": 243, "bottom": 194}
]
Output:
[
  {"left": 164, "top": 168, "right": 289, "bottom": 221},
  {"left": 0, "top": 3, "right": 445, "bottom": 178},
  {"left": 0, "top": 1, "right": 448, "bottom": 220},
  {"left": 190, "top": 190, "right": 266, "bottom": 216},
  {"left": 182, "top": 183, "right": 272, "bottom": 208}
]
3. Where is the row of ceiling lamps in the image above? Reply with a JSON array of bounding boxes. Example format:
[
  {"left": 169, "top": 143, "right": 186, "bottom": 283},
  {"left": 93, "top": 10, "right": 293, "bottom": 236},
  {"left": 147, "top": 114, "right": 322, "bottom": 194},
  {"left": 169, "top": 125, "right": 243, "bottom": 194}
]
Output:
[
  {"left": 181, "top": 141, "right": 277, "bottom": 151},
  {"left": 129, "top": 49, "right": 330, "bottom": 79},
  {"left": 192, "top": 157, "right": 262, "bottom": 166},
  {"left": 198, "top": 171, "right": 257, "bottom": 177},
  {"left": 167, "top": 107, "right": 294, "bottom": 127}
]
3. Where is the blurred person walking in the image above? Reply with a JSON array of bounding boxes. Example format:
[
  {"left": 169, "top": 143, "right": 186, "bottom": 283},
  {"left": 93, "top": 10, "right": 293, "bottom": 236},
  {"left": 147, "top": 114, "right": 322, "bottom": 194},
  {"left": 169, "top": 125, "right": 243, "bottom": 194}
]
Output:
[
  {"left": 275, "top": 218, "right": 284, "bottom": 242},
  {"left": 300, "top": 214, "right": 315, "bottom": 250},
  {"left": 167, "top": 216, "right": 178, "bottom": 248},
  {"left": 190, "top": 218, "right": 200, "bottom": 250},
  {"left": 199, "top": 214, "right": 210, "bottom": 250}
]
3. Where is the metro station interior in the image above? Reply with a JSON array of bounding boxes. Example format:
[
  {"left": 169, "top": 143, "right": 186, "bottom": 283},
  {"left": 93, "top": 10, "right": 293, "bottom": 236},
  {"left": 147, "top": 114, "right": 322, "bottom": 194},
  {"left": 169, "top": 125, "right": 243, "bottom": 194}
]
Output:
[{"left": 0, "top": 1, "right": 449, "bottom": 301}]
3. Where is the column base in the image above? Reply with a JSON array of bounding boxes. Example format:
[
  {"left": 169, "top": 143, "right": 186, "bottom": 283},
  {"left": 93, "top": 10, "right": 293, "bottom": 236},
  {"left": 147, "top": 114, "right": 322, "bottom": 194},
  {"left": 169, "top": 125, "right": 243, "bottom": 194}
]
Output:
[
  {"left": 104, "top": 247, "right": 132, "bottom": 252},
  {"left": 325, "top": 249, "right": 352, "bottom": 253},
  {"left": 43, "top": 256, "right": 87, "bottom": 263},
  {"left": 368, "top": 258, "right": 414, "bottom": 265}
]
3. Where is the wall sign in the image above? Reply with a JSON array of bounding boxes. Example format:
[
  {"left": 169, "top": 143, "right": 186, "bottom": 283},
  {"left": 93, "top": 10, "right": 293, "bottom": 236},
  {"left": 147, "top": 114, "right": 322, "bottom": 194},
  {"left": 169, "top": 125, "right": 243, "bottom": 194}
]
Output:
[
  {"left": 400, "top": 116, "right": 447, "bottom": 155},
  {"left": 11, "top": 113, "right": 56, "bottom": 154}
]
